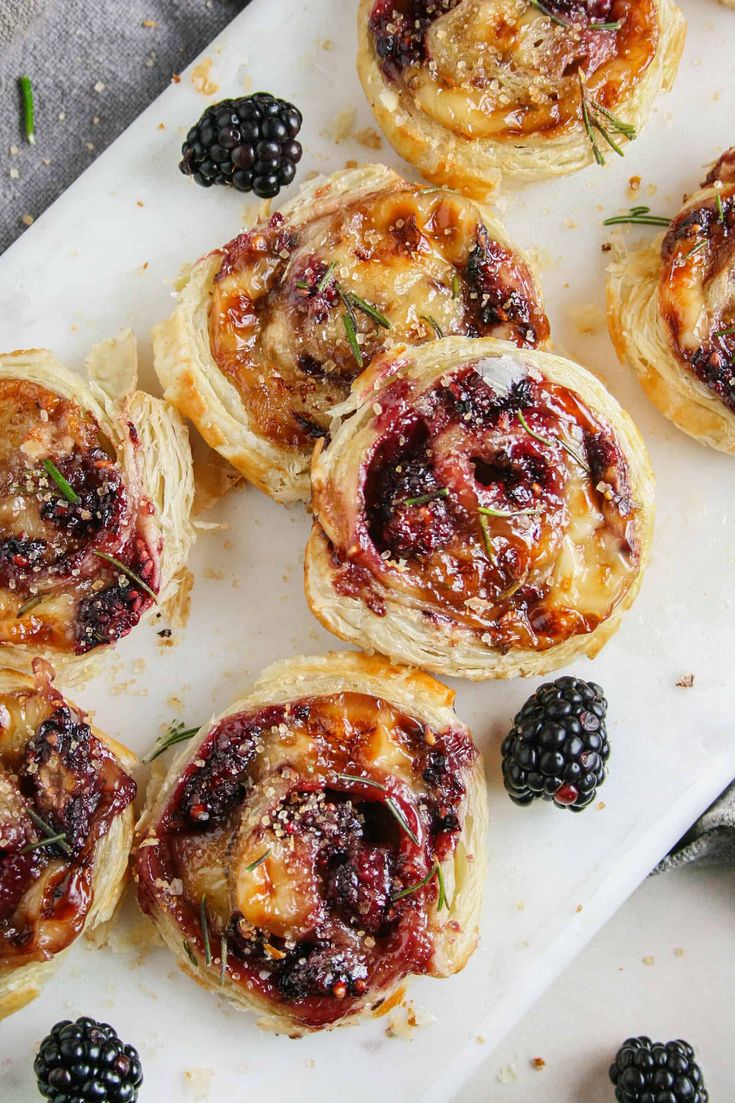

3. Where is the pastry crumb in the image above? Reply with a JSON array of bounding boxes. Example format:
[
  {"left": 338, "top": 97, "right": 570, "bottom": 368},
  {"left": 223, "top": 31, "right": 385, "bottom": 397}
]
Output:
[
  {"left": 675, "top": 947, "right": 685, "bottom": 957},
  {"left": 191, "top": 59, "right": 218, "bottom": 96},
  {"left": 328, "top": 107, "right": 356, "bottom": 144},
  {"left": 183, "top": 1068, "right": 214, "bottom": 1100},
  {"left": 354, "top": 126, "right": 382, "bottom": 150},
  {"left": 531, "top": 1056, "right": 546, "bottom": 1070},
  {"left": 676, "top": 673, "right": 695, "bottom": 688},
  {"left": 497, "top": 1064, "right": 518, "bottom": 1084},
  {"left": 642, "top": 955, "right": 655, "bottom": 966}
]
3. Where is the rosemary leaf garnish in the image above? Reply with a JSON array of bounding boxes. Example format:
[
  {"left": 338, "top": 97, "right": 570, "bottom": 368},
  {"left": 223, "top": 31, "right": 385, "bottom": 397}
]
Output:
[
  {"left": 391, "top": 864, "right": 438, "bottom": 903},
  {"left": 603, "top": 206, "right": 671, "bottom": 227},
  {"left": 16, "top": 593, "right": 46, "bottom": 618},
  {"left": 435, "top": 861, "right": 448, "bottom": 911},
  {"left": 200, "top": 894, "right": 212, "bottom": 967},
  {"left": 42, "top": 459, "right": 80, "bottom": 505},
  {"left": 681, "top": 239, "right": 707, "bottom": 261},
  {"left": 478, "top": 504, "right": 541, "bottom": 518},
  {"left": 20, "top": 831, "right": 69, "bottom": 855},
  {"left": 341, "top": 311, "right": 364, "bottom": 369},
  {"left": 404, "top": 487, "right": 449, "bottom": 507},
  {"left": 529, "top": 0, "right": 570, "bottom": 26},
  {"left": 317, "top": 261, "right": 337, "bottom": 293},
  {"left": 244, "top": 848, "right": 271, "bottom": 872},
  {"left": 219, "top": 935, "right": 228, "bottom": 987},
  {"left": 295, "top": 279, "right": 310, "bottom": 290},
  {"left": 183, "top": 939, "right": 198, "bottom": 967},
  {"left": 385, "top": 798, "right": 420, "bottom": 847},
  {"left": 578, "top": 70, "right": 636, "bottom": 166},
  {"left": 19, "top": 76, "right": 35, "bottom": 145},
  {"left": 713, "top": 326, "right": 735, "bottom": 338},
  {"left": 92, "top": 550, "right": 158, "bottom": 603},
  {"left": 716, "top": 193, "right": 725, "bottom": 223},
  {"left": 420, "top": 315, "right": 444, "bottom": 339},
  {"left": 335, "top": 773, "right": 419, "bottom": 845},
  {"left": 592, "top": 19, "right": 622, "bottom": 29},
  {"left": 451, "top": 271, "right": 461, "bottom": 299},
  {"left": 143, "top": 720, "right": 200, "bottom": 764},
  {"left": 348, "top": 292, "right": 391, "bottom": 330},
  {"left": 477, "top": 512, "right": 494, "bottom": 562},
  {"left": 336, "top": 772, "right": 387, "bottom": 791},
  {"left": 517, "top": 410, "right": 591, "bottom": 474},
  {"left": 26, "top": 808, "right": 71, "bottom": 856}
]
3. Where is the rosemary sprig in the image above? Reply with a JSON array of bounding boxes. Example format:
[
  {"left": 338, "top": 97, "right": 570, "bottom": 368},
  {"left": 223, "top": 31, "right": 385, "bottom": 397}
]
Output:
[
  {"left": 19, "top": 76, "right": 35, "bottom": 145},
  {"left": 478, "top": 504, "right": 541, "bottom": 518},
  {"left": 529, "top": 0, "right": 570, "bottom": 26},
  {"left": 244, "top": 849, "right": 271, "bottom": 872},
  {"left": 347, "top": 292, "right": 391, "bottom": 330},
  {"left": 392, "top": 862, "right": 448, "bottom": 910},
  {"left": 26, "top": 808, "right": 71, "bottom": 856},
  {"left": 16, "top": 593, "right": 47, "bottom": 618},
  {"left": 42, "top": 459, "right": 80, "bottom": 504},
  {"left": 20, "top": 831, "right": 69, "bottom": 855},
  {"left": 183, "top": 939, "right": 198, "bottom": 967},
  {"left": 578, "top": 70, "right": 636, "bottom": 166},
  {"left": 517, "top": 409, "right": 591, "bottom": 474},
  {"left": 143, "top": 720, "right": 200, "bottom": 764},
  {"left": 477, "top": 512, "right": 494, "bottom": 562},
  {"left": 219, "top": 934, "right": 228, "bottom": 987},
  {"left": 713, "top": 326, "right": 735, "bottom": 338},
  {"left": 404, "top": 487, "right": 449, "bottom": 507},
  {"left": 716, "top": 193, "right": 725, "bottom": 223},
  {"left": 681, "top": 238, "right": 707, "bottom": 261},
  {"left": 92, "top": 550, "right": 158, "bottom": 602},
  {"left": 317, "top": 261, "right": 337, "bottom": 293},
  {"left": 335, "top": 773, "right": 420, "bottom": 846},
  {"left": 200, "top": 894, "right": 212, "bottom": 967},
  {"left": 341, "top": 310, "right": 363, "bottom": 369},
  {"left": 603, "top": 206, "right": 671, "bottom": 227},
  {"left": 420, "top": 315, "right": 444, "bottom": 339}
]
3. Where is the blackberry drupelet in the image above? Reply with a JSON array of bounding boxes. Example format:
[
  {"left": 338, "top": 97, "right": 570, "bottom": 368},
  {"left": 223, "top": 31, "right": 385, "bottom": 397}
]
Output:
[
  {"left": 501, "top": 675, "right": 609, "bottom": 811},
  {"left": 609, "top": 1036, "right": 709, "bottom": 1102},
  {"left": 179, "top": 92, "right": 303, "bottom": 198},
  {"left": 35, "top": 1017, "right": 143, "bottom": 1103}
]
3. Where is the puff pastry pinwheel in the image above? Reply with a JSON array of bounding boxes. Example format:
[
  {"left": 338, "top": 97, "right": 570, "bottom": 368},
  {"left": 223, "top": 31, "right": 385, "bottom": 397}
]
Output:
[
  {"left": 153, "top": 163, "right": 549, "bottom": 503},
  {"left": 305, "top": 337, "right": 654, "bottom": 679},
  {"left": 0, "top": 660, "right": 136, "bottom": 1019},
  {"left": 0, "top": 336, "right": 194, "bottom": 683},
  {"left": 608, "top": 149, "right": 735, "bottom": 453},
  {"left": 357, "top": 0, "right": 686, "bottom": 195},
  {"left": 135, "top": 652, "right": 486, "bottom": 1033}
]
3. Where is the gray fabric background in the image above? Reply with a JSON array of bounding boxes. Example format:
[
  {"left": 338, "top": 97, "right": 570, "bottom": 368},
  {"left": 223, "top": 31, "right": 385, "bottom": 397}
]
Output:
[{"left": 1, "top": 1, "right": 733, "bottom": 871}]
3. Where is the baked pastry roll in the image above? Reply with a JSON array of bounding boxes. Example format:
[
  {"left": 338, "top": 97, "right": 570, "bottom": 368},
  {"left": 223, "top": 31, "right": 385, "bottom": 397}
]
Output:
[
  {"left": 608, "top": 149, "right": 735, "bottom": 453},
  {"left": 357, "top": 0, "right": 686, "bottom": 195},
  {"left": 306, "top": 337, "right": 654, "bottom": 679},
  {"left": 135, "top": 652, "right": 486, "bottom": 1033},
  {"left": 153, "top": 163, "right": 549, "bottom": 503},
  {"left": 0, "top": 660, "right": 136, "bottom": 1019},
  {"left": 0, "top": 336, "right": 195, "bottom": 683}
]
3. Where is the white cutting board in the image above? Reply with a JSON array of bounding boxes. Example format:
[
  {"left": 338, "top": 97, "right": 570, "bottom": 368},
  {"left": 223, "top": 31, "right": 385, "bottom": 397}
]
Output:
[{"left": 1, "top": 2, "right": 733, "bottom": 1101}]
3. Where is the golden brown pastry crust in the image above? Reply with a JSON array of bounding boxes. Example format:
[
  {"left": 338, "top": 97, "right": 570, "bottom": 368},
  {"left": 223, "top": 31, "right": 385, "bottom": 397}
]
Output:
[
  {"left": 357, "top": 0, "right": 686, "bottom": 195},
  {"left": 305, "top": 337, "right": 654, "bottom": 679},
  {"left": 0, "top": 338, "right": 195, "bottom": 684},
  {"left": 607, "top": 150, "right": 735, "bottom": 453},
  {"left": 0, "top": 663, "right": 136, "bottom": 1020},
  {"left": 153, "top": 163, "right": 549, "bottom": 503},
  {"left": 134, "top": 651, "right": 487, "bottom": 1033}
]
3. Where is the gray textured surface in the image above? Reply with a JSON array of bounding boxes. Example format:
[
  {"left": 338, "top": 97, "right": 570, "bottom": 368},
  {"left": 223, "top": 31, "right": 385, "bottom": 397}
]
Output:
[
  {"left": 1, "top": 1, "right": 733, "bottom": 872},
  {"left": 0, "top": 0, "right": 247, "bottom": 254}
]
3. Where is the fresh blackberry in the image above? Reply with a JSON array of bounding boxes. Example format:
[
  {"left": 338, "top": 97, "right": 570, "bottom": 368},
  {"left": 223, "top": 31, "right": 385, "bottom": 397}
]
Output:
[
  {"left": 34, "top": 1017, "right": 143, "bottom": 1103},
  {"left": 179, "top": 92, "right": 303, "bottom": 199},
  {"left": 609, "top": 1036, "right": 709, "bottom": 1103},
  {"left": 501, "top": 675, "right": 609, "bottom": 811}
]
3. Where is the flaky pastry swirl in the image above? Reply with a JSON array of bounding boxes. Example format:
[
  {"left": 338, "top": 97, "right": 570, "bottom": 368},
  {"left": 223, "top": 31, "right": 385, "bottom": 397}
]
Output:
[
  {"left": 608, "top": 149, "right": 735, "bottom": 453},
  {"left": 153, "top": 163, "right": 548, "bottom": 503},
  {"left": 305, "top": 337, "right": 654, "bottom": 679},
  {"left": 135, "top": 652, "right": 486, "bottom": 1033},
  {"left": 0, "top": 661, "right": 136, "bottom": 1019},
  {"left": 357, "top": 0, "right": 685, "bottom": 194}
]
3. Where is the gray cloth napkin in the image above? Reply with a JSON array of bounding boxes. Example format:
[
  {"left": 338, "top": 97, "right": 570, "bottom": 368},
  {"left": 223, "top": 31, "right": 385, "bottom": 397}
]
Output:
[
  {"left": 0, "top": 0, "right": 247, "bottom": 255},
  {"left": 1, "top": 3, "right": 734, "bottom": 874}
]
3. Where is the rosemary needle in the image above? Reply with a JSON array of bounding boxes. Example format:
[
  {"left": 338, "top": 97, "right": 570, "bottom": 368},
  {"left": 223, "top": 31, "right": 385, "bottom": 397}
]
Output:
[
  {"left": 335, "top": 773, "right": 420, "bottom": 846},
  {"left": 517, "top": 409, "right": 591, "bottom": 474},
  {"left": 420, "top": 314, "right": 444, "bottom": 339},
  {"left": 244, "top": 849, "right": 271, "bottom": 872},
  {"left": 19, "top": 76, "right": 35, "bottom": 145},
  {"left": 92, "top": 550, "right": 158, "bottom": 603},
  {"left": 143, "top": 721, "right": 200, "bottom": 764},
  {"left": 603, "top": 206, "right": 671, "bottom": 227},
  {"left": 341, "top": 310, "right": 363, "bottom": 369},
  {"left": 404, "top": 487, "right": 449, "bottom": 507},
  {"left": 200, "top": 895, "right": 212, "bottom": 966},
  {"left": 43, "top": 459, "right": 80, "bottom": 504},
  {"left": 26, "top": 808, "right": 71, "bottom": 856}
]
